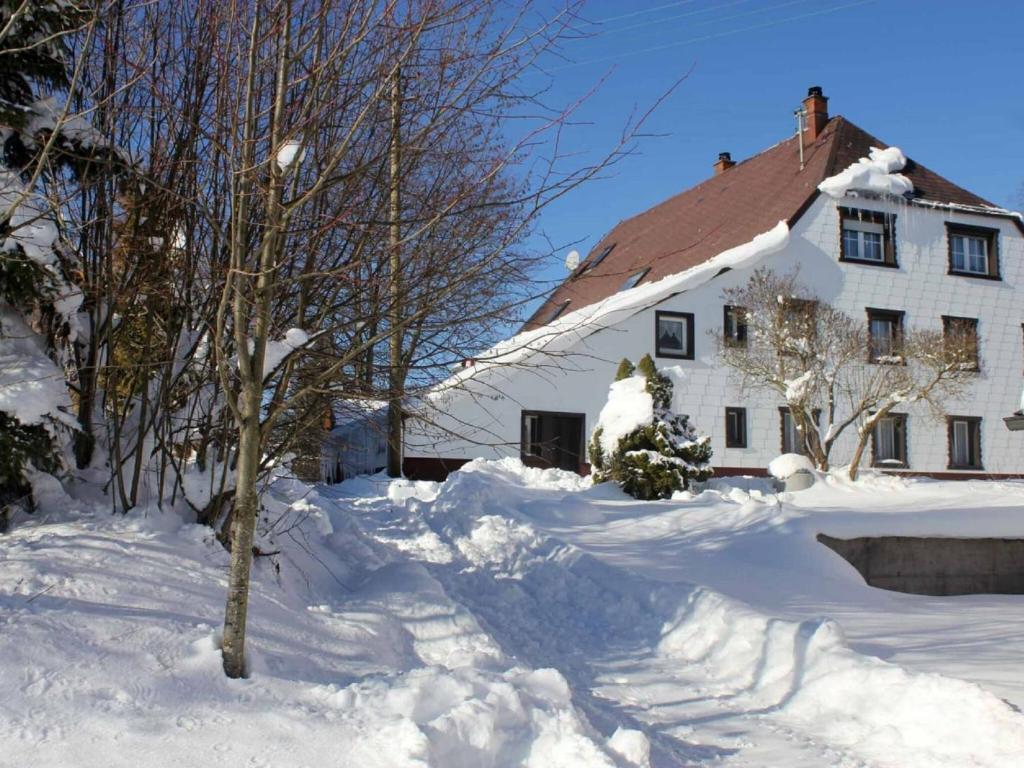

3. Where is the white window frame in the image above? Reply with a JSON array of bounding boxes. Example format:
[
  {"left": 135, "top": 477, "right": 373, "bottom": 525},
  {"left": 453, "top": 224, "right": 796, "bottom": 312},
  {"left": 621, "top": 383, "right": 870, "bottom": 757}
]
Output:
[
  {"left": 950, "top": 234, "right": 989, "bottom": 275},
  {"left": 842, "top": 218, "right": 885, "bottom": 262}
]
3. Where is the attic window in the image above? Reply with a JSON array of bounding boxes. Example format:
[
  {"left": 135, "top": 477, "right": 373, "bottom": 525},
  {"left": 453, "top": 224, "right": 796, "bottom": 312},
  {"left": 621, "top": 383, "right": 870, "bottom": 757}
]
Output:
[
  {"left": 618, "top": 268, "right": 649, "bottom": 292},
  {"left": 544, "top": 300, "right": 570, "bottom": 325},
  {"left": 582, "top": 243, "right": 615, "bottom": 273},
  {"left": 839, "top": 207, "right": 897, "bottom": 267},
  {"left": 947, "top": 223, "right": 999, "bottom": 280}
]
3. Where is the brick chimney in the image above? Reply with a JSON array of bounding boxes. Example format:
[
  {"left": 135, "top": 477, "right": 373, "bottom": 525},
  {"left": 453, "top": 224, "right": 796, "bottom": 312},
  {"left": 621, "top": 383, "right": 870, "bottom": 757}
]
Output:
[
  {"left": 802, "top": 86, "right": 829, "bottom": 144},
  {"left": 713, "top": 151, "right": 735, "bottom": 175}
]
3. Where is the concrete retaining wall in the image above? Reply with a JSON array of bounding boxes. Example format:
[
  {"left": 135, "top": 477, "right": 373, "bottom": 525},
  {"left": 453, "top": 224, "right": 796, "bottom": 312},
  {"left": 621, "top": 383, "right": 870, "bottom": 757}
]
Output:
[{"left": 817, "top": 533, "right": 1024, "bottom": 596}]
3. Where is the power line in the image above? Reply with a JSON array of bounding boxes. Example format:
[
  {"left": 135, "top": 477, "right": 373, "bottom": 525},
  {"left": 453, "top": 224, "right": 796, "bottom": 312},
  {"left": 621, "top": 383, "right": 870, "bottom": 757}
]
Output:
[
  {"left": 597, "top": 0, "right": 811, "bottom": 38},
  {"left": 596, "top": 0, "right": 701, "bottom": 24},
  {"left": 551, "top": 0, "right": 877, "bottom": 71}
]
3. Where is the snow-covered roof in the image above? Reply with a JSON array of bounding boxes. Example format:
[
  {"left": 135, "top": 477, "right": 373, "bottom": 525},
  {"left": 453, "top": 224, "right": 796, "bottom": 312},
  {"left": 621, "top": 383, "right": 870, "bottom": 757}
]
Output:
[
  {"left": 428, "top": 221, "right": 789, "bottom": 396},
  {"left": 526, "top": 114, "right": 1011, "bottom": 329}
]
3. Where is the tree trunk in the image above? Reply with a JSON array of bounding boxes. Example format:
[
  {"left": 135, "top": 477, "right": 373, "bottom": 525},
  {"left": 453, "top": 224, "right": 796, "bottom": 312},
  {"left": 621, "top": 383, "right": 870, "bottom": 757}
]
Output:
[
  {"left": 848, "top": 432, "right": 870, "bottom": 481},
  {"left": 386, "top": 66, "right": 403, "bottom": 478},
  {"left": 220, "top": 408, "right": 261, "bottom": 679}
]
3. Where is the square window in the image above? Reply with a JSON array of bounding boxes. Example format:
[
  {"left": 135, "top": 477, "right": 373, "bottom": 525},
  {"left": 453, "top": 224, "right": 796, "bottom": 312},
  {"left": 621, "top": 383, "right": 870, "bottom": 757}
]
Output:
[
  {"left": 942, "top": 315, "right": 980, "bottom": 371},
  {"left": 871, "top": 413, "right": 908, "bottom": 468},
  {"left": 723, "top": 305, "right": 747, "bottom": 347},
  {"left": 655, "top": 311, "right": 694, "bottom": 360},
  {"left": 947, "top": 224, "right": 999, "bottom": 279},
  {"left": 725, "top": 407, "right": 747, "bottom": 448},
  {"left": 867, "top": 308, "right": 904, "bottom": 363},
  {"left": 839, "top": 208, "right": 896, "bottom": 267},
  {"left": 947, "top": 416, "right": 982, "bottom": 470}
]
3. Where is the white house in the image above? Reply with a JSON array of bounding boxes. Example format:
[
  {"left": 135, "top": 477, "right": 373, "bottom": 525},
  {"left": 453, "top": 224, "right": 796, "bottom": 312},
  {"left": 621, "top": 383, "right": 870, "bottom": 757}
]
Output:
[{"left": 403, "top": 87, "right": 1024, "bottom": 480}]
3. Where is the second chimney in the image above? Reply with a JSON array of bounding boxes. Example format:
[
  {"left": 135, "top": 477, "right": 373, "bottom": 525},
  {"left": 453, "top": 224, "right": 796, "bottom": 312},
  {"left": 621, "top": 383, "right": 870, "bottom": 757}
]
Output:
[
  {"left": 713, "top": 151, "right": 735, "bottom": 175},
  {"left": 802, "top": 86, "right": 829, "bottom": 144}
]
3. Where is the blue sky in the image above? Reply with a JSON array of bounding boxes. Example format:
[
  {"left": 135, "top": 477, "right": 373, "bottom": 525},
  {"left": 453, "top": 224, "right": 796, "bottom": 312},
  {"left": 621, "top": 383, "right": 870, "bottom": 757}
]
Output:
[{"left": 520, "top": 0, "right": 1024, "bottom": 312}]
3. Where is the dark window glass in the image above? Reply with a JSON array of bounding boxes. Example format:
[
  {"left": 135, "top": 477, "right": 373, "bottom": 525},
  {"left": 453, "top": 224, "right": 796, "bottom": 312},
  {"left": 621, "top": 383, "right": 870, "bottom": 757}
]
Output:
[
  {"left": 947, "top": 416, "right": 982, "bottom": 470},
  {"left": 872, "top": 413, "right": 908, "bottom": 468},
  {"left": 780, "top": 407, "right": 820, "bottom": 456},
  {"left": 725, "top": 407, "right": 747, "bottom": 448},
  {"left": 946, "top": 224, "right": 999, "bottom": 279},
  {"left": 724, "top": 305, "right": 748, "bottom": 347},
  {"left": 942, "top": 315, "right": 980, "bottom": 371},
  {"left": 521, "top": 411, "right": 585, "bottom": 472},
  {"left": 839, "top": 207, "right": 897, "bottom": 267},
  {"left": 655, "top": 311, "right": 694, "bottom": 360},
  {"left": 867, "top": 308, "right": 904, "bottom": 363}
]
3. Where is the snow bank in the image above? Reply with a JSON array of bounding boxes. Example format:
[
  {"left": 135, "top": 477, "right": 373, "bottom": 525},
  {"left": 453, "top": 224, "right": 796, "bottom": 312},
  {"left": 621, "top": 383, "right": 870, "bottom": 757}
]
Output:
[
  {"left": 818, "top": 146, "right": 913, "bottom": 199},
  {"left": 8, "top": 457, "right": 1024, "bottom": 768},
  {"left": 768, "top": 452, "right": 814, "bottom": 479},
  {"left": 0, "top": 309, "right": 73, "bottom": 426},
  {"left": 658, "top": 588, "right": 1024, "bottom": 768}
]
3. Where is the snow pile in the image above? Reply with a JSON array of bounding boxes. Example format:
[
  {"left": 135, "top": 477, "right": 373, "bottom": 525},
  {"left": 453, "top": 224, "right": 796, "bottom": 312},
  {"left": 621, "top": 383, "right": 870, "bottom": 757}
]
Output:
[
  {"left": 658, "top": 588, "right": 1024, "bottom": 768},
  {"left": 0, "top": 170, "right": 60, "bottom": 267},
  {"left": 818, "top": 145, "right": 913, "bottom": 199},
  {"left": 455, "top": 515, "right": 544, "bottom": 577},
  {"left": 0, "top": 309, "right": 73, "bottom": 426},
  {"left": 768, "top": 452, "right": 815, "bottom": 479},
  {"left": 0, "top": 475, "right": 629, "bottom": 768},
  {"left": 593, "top": 376, "right": 653, "bottom": 457},
  {"left": 6, "top": 458, "right": 1024, "bottom": 767},
  {"left": 607, "top": 728, "right": 650, "bottom": 767}
]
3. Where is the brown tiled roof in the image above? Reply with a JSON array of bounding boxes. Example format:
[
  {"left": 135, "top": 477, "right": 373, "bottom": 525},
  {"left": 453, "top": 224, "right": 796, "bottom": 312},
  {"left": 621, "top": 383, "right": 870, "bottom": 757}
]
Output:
[{"left": 524, "top": 116, "right": 1002, "bottom": 330}]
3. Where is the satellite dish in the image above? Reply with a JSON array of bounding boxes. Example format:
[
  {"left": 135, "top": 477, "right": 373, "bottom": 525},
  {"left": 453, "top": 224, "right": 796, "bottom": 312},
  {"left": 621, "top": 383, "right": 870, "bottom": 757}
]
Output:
[{"left": 565, "top": 249, "right": 580, "bottom": 271}]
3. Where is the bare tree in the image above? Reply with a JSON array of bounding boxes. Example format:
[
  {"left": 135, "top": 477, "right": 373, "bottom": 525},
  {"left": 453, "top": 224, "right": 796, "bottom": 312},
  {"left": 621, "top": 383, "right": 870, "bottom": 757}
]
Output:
[{"left": 717, "top": 268, "right": 976, "bottom": 475}]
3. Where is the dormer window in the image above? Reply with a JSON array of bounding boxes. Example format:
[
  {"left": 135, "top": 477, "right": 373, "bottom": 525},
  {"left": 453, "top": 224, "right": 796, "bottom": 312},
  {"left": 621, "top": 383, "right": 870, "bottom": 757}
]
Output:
[
  {"left": 839, "top": 207, "right": 896, "bottom": 267},
  {"left": 580, "top": 243, "right": 615, "bottom": 274},
  {"left": 618, "top": 268, "right": 649, "bottom": 292},
  {"left": 947, "top": 223, "right": 999, "bottom": 279}
]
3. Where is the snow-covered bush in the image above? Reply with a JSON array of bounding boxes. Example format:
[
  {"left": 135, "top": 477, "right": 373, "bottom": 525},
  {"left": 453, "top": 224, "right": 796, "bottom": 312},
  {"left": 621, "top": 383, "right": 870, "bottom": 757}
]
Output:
[
  {"left": 589, "top": 354, "right": 712, "bottom": 500},
  {"left": 1, "top": 1, "right": 98, "bottom": 515}
]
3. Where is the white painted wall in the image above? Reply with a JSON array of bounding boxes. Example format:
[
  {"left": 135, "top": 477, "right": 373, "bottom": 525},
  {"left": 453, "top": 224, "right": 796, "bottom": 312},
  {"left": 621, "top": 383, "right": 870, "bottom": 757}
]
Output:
[{"left": 406, "top": 194, "right": 1024, "bottom": 475}]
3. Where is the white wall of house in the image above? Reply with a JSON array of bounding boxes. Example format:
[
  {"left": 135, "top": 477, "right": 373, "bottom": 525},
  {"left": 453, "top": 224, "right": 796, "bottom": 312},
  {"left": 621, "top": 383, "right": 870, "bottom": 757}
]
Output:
[{"left": 406, "top": 193, "right": 1024, "bottom": 475}]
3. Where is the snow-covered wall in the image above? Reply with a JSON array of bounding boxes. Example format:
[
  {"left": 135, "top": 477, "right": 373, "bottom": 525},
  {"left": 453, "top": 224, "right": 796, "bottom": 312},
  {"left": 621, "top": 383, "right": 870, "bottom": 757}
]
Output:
[{"left": 407, "top": 193, "right": 1024, "bottom": 476}]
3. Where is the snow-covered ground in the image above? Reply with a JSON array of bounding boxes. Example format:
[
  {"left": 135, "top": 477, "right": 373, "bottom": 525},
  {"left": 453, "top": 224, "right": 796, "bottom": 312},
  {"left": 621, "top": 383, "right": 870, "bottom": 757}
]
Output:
[{"left": 3, "top": 461, "right": 1024, "bottom": 767}]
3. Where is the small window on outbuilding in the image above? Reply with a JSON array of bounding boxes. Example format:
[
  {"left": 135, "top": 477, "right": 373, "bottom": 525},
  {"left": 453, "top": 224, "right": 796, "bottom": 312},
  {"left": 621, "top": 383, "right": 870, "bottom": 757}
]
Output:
[
  {"left": 946, "top": 223, "right": 999, "bottom": 279},
  {"left": 725, "top": 407, "right": 747, "bottom": 448},
  {"left": 839, "top": 207, "right": 897, "bottom": 267},
  {"left": 655, "top": 311, "right": 694, "bottom": 360}
]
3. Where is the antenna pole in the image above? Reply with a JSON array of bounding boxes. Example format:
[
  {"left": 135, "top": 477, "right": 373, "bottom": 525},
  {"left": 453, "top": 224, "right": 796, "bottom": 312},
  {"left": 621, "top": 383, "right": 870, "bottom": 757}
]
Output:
[{"left": 794, "top": 107, "right": 806, "bottom": 170}]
